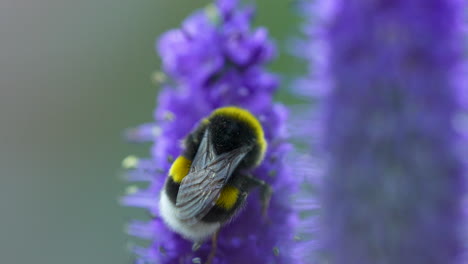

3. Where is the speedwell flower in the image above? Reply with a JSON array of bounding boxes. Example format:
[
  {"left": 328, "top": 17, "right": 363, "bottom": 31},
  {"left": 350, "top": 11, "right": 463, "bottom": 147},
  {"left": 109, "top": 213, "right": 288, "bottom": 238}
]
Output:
[
  {"left": 121, "top": 0, "right": 301, "bottom": 263},
  {"left": 322, "top": 0, "right": 466, "bottom": 263}
]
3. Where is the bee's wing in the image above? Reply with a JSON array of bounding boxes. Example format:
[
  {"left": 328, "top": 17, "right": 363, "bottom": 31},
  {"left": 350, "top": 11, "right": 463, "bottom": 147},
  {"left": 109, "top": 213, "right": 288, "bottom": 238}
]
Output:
[
  {"left": 176, "top": 131, "right": 250, "bottom": 225},
  {"left": 189, "top": 128, "right": 215, "bottom": 172}
]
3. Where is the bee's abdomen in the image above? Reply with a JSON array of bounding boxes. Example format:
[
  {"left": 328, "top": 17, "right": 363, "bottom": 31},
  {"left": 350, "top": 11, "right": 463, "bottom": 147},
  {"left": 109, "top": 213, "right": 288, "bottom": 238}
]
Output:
[
  {"left": 165, "top": 155, "right": 192, "bottom": 204},
  {"left": 201, "top": 185, "right": 246, "bottom": 223},
  {"left": 216, "top": 185, "right": 239, "bottom": 210},
  {"left": 166, "top": 176, "right": 246, "bottom": 223},
  {"left": 164, "top": 176, "right": 180, "bottom": 204},
  {"left": 169, "top": 156, "right": 191, "bottom": 183}
]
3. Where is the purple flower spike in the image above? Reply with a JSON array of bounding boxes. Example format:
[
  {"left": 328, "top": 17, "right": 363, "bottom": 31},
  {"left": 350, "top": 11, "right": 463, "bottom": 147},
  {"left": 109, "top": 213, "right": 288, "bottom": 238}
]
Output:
[
  {"left": 122, "top": 0, "right": 302, "bottom": 263},
  {"left": 323, "top": 0, "right": 465, "bottom": 263}
]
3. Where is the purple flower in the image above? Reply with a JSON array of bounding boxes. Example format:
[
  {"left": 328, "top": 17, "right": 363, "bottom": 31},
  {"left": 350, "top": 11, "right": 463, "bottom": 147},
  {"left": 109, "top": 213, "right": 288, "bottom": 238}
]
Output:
[
  {"left": 322, "top": 0, "right": 466, "bottom": 263},
  {"left": 287, "top": 1, "right": 334, "bottom": 261},
  {"left": 121, "top": 1, "right": 301, "bottom": 263}
]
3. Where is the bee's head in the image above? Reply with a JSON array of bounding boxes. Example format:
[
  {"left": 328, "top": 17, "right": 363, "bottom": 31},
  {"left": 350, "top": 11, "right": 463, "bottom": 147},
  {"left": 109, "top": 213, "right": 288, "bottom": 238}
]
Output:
[{"left": 207, "top": 106, "right": 267, "bottom": 169}]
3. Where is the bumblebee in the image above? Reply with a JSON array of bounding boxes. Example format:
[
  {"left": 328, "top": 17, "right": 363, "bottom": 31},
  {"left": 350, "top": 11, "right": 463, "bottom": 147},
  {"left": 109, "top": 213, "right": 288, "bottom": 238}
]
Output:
[{"left": 159, "top": 106, "right": 271, "bottom": 255}]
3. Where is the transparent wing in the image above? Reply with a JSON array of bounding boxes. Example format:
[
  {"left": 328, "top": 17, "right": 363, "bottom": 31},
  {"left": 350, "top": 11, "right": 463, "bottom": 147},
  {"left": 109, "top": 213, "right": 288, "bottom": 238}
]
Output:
[
  {"left": 189, "top": 128, "right": 215, "bottom": 172},
  {"left": 176, "top": 130, "right": 250, "bottom": 225}
]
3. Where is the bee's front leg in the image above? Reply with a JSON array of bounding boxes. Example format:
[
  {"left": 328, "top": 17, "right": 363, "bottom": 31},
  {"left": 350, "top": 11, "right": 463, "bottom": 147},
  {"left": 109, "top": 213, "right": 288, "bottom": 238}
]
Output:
[{"left": 244, "top": 175, "right": 272, "bottom": 219}]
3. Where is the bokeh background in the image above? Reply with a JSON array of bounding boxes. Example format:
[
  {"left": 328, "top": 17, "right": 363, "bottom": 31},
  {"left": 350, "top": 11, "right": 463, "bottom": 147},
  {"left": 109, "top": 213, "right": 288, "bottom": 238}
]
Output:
[{"left": 0, "top": 1, "right": 302, "bottom": 263}]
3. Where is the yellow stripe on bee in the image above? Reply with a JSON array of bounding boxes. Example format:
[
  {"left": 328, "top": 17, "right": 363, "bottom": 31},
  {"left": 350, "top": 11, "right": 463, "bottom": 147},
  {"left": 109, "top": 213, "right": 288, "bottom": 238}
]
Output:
[
  {"left": 215, "top": 185, "right": 239, "bottom": 210},
  {"left": 212, "top": 106, "right": 267, "bottom": 162},
  {"left": 201, "top": 117, "right": 210, "bottom": 125},
  {"left": 169, "top": 156, "right": 191, "bottom": 183}
]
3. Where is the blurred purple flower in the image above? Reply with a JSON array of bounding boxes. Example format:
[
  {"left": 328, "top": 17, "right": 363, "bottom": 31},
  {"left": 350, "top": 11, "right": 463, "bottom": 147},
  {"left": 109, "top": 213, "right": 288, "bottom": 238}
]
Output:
[
  {"left": 121, "top": 0, "right": 301, "bottom": 263},
  {"left": 322, "top": 0, "right": 466, "bottom": 263},
  {"left": 287, "top": 1, "right": 335, "bottom": 262}
]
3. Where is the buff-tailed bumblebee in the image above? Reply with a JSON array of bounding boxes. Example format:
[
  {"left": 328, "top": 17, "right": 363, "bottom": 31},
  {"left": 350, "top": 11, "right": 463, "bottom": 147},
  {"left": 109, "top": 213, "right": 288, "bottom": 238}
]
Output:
[{"left": 159, "top": 106, "right": 272, "bottom": 258}]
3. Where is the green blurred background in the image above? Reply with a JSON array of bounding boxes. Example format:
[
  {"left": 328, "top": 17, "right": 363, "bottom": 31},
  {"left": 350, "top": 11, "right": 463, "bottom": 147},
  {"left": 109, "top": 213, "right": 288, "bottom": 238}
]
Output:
[{"left": 0, "top": 0, "right": 301, "bottom": 263}]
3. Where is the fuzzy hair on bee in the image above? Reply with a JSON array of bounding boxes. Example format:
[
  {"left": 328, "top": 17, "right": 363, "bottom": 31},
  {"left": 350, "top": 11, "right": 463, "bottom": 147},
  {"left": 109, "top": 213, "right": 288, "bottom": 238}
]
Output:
[{"left": 159, "top": 106, "right": 272, "bottom": 247}]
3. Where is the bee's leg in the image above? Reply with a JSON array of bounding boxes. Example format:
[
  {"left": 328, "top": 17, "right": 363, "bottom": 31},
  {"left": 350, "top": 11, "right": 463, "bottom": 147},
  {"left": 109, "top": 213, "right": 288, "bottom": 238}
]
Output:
[
  {"left": 192, "top": 241, "right": 203, "bottom": 252},
  {"left": 205, "top": 229, "right": 219, "bottom": 264},
  {"left": 244, "top": 175, "right": 273, "bottom": 219}
]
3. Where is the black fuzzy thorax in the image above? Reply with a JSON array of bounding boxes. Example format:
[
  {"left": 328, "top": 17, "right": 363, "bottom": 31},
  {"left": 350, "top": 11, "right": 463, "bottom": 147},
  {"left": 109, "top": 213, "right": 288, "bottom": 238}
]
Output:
[{"left": 208, "top": 115, "right": 261, "bottom": 170}]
